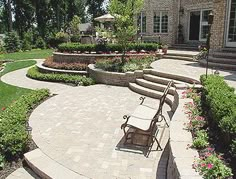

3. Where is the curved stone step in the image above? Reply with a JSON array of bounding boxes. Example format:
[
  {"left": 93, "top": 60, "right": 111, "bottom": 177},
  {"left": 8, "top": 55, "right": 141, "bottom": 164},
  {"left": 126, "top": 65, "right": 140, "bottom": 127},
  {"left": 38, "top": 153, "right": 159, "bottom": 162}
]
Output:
[
  {"left": 24, "top": 149, "right": 88, "bottom": 179},
  {"left": 6, "top": 168, "right": 35, "bottom": 179},
  {"left": 149, "top": 70, "right": 200, "bottom": 84},
  {"left": 136, "top": 78, "right": 176, "bottom": 95},
  {"left": 199, "top": 60, "right": 236, "bottom": 71},
  {"left": 129, "top": 83, "right": 174, "bottom": 107},
  {"left": 37, "top": 62, "right": 88, "bottom": 76},
  {"left": 163, "top": 55, "right": 194, "bottom": 61},
  {"left": 212, "top": 52, "right": 236, "bottom": 59},
  {"left": 208, "top": 56, "right": 236, "bottom": 65}
]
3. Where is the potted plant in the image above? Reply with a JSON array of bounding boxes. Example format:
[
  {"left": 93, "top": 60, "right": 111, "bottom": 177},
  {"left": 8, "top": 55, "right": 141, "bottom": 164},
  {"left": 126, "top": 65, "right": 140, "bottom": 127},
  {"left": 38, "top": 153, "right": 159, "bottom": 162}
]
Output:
[{"left": 162, "top": 45, "right": 168, "bottom": 54}]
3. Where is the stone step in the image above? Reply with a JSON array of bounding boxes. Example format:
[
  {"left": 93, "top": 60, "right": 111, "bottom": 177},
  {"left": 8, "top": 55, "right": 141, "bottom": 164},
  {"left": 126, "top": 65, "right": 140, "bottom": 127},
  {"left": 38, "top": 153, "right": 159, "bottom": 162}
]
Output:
[
  {"left": 136, "top": 78, "right": 176, "bottom": 95},
  {"left": 211, "top": 52, "right": 236, "bottom": 60},
  {"left": 6, "top": 168, "right": 35, "bottom": 179},
  {"left": 129, "top": 83, "right": 174, "bottom": 107},
  {"left": 169, "top": 44, "right": 199, "bottom": 51},
  {"left": 24, "top": 149, "right": 87, "bottom": 179},
  {"left": 199, "top": 60, "right": 236, "bottom": 71},
  {"left": 222, "top": 47, "right": 236, "bottom": 53},
  {"left": 148, "top": 70, "right": 200, "bottom": 84},
  {"left": 163, "top": 55, "right": 194, "bottom": 61},
  {"left": 143, "top": 74, "right": 184, "bottom": 87},
  {"left": 208, "top": 56, "right": 236, "bottom": 65}
]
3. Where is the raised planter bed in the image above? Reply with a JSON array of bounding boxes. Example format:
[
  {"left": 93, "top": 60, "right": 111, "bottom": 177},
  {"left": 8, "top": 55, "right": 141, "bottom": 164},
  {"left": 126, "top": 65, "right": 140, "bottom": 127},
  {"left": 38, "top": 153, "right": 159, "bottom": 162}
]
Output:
[{"left": 53, "top": 52, "right": 154, "bottom": 64}]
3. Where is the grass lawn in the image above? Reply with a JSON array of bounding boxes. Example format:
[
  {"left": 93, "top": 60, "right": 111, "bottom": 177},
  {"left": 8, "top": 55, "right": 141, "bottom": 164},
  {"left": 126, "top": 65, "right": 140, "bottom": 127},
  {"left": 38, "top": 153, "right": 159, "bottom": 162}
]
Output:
[
  {"left": 0, "top": 49, "right": 53, "bottom": 61},
  {"left": 0, "top": 60, "right": 36, "bottom": 109}
]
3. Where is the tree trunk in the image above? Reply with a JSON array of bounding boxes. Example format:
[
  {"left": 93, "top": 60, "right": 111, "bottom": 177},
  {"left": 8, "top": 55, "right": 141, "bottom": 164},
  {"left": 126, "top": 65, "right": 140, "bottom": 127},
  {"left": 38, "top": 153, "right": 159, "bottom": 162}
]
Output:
[{"left": 6, "top": 0, "right": 13, "bottom": 32}]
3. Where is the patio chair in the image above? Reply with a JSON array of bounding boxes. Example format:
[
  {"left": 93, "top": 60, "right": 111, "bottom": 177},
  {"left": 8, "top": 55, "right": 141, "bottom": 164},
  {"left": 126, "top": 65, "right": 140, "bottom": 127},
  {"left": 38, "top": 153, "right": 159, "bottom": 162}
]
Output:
[{"left": 120, "top": 81, "right": 173, "bottom": 150}]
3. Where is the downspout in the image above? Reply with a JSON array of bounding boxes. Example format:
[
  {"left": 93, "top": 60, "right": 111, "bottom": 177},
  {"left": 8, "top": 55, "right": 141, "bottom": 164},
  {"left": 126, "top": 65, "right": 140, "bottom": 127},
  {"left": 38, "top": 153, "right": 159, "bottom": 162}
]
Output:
[{"left": 177, "top": 0, "right": 181, "bottom": 44}]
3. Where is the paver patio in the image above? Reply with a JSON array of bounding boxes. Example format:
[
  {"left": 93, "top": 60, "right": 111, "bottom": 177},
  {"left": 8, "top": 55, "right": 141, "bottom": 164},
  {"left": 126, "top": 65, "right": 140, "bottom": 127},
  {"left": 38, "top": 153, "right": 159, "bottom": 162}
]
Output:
[
  {"left": 29, "top": 85, "right": 171, "bottom": 179},
  {"left": 151, "top": 58, "right": 236, "bottom": 88}
]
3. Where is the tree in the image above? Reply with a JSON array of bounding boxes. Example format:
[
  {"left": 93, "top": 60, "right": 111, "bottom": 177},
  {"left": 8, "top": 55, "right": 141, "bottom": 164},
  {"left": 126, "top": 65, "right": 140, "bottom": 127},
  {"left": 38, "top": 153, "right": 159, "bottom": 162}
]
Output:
[
  {"left": 86, "top": 0, "right": 106, "bottom": 22},
  {"left": 109, "top": 0, "right": 144, "bottom": 64}
]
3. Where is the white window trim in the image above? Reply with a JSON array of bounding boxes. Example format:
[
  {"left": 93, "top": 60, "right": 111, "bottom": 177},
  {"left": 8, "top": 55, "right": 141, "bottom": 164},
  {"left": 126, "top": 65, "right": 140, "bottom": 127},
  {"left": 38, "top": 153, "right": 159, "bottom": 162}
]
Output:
[{"left": 153, "top": 11, "right": 169, "bottom": 34}]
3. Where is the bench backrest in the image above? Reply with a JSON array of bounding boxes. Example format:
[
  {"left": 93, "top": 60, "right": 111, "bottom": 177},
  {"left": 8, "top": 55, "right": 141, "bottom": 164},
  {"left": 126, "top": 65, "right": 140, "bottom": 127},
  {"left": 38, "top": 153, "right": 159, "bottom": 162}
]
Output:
[{"left": 153, "top": 80, "right": 173, "bottom": 120}]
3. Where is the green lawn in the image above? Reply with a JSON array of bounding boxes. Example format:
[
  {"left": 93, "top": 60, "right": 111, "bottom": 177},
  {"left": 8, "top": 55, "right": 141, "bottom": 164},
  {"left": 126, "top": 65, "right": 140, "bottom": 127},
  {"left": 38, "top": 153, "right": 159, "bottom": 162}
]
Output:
[
  {"left": 0, "top": 60, "right": 36, "bottom": 109},
  {"left": 0, "top": 49, "right": 53, "bottom": 61}
]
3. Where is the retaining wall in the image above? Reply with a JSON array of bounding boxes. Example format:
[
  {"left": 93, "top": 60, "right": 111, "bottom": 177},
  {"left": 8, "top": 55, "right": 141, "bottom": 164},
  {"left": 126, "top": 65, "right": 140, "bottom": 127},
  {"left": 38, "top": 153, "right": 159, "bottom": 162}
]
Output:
[
  {"left": 167, "top": 89, "right": 202, "bottom": 179},
  {"left": 88, "top": 64, "right": 144, "bottom": 87}
]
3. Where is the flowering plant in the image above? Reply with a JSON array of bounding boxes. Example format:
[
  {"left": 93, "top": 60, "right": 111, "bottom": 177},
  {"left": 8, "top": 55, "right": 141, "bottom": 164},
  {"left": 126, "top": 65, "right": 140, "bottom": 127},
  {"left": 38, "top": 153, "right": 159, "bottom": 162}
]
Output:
[{"left": 193, "top": 149, "right": 232, "bottom": 179}]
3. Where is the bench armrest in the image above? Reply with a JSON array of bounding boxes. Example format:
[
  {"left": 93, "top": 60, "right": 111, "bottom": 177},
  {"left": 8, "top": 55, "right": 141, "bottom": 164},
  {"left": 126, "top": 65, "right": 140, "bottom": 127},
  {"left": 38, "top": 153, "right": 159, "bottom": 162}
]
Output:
[{"left": 139, "top": 96, "right": 146, "bottom": 105}]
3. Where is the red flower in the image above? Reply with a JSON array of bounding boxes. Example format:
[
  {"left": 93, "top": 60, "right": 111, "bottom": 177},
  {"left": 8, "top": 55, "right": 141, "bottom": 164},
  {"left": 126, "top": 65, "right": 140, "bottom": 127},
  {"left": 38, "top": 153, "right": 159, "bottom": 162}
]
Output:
[
  {"left": 1, "top": 107, "right": 6, "bottom": 111},
  {"left": 207, "top": 163, "right": 213, "bottom": 169}
]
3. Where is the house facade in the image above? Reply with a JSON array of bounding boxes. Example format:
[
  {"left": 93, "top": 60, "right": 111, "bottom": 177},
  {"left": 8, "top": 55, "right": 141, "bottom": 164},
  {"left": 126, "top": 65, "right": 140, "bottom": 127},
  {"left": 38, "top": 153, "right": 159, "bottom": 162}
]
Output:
[{"left": 138, "top": 0, "right": 236, "bottom": 51}]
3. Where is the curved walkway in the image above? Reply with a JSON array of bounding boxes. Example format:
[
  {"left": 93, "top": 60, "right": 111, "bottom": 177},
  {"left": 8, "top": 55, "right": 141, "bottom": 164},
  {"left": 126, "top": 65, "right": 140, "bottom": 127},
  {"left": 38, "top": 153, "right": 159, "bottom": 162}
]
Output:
[
  {"left": 2, "top": 61, "right": 171, "bottom": 179},
  {"left": 151, "top": 59, "right": 236, "bottom": 88}
]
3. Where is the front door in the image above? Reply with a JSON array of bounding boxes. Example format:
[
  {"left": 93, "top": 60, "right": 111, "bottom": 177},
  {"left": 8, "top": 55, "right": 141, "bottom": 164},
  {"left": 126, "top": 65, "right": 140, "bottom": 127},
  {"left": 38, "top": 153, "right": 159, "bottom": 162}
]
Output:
[
  {"left": 189, "top": 11, "right": 200, "bottom": 40},
  {"left": 226, "top": 0, "right": 236, "bottom": 47}
]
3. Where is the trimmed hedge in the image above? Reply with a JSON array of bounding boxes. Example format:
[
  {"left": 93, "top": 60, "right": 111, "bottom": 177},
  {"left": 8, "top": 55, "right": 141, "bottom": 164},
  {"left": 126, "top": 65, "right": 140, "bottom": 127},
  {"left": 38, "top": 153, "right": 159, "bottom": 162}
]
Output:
[
  {"left": 200, "top": 75, "right": 236, "bottom": 156},
  {"left": 27, "top": 66, "right": 95, "bottom": 86},
  {"left": 58, "top": 43, "right": 159, "bottom": 53},
  {"left": 0, "top": 89, "right": 50, "bottom": 158}
]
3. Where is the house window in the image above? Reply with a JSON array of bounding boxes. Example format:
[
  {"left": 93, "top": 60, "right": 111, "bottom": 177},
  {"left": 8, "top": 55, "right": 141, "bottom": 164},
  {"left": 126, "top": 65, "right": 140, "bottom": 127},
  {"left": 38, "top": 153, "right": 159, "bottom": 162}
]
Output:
[
  {"left": 137, "top": 12, "right": 146, "bottom": 33},
  {"left": 153, "top": 11, "right": 168, "bottom": 33},
  {"left": 200, "top": 10, "right": 211, "bottom": 40}
]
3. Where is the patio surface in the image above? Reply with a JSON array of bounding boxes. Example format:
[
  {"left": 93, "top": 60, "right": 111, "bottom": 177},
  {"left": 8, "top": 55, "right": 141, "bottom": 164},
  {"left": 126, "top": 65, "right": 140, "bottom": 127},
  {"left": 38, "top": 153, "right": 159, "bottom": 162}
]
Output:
[{"left": 151, "top": 58, "right": 236, "bottom": 88}]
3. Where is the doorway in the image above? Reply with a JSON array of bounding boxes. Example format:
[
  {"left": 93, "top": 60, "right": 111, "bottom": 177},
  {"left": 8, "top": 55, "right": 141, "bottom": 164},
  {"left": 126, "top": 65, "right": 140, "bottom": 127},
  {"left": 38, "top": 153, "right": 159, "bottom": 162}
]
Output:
[{"left": 189, "top": 11, "right": 200, "bottom": 40}]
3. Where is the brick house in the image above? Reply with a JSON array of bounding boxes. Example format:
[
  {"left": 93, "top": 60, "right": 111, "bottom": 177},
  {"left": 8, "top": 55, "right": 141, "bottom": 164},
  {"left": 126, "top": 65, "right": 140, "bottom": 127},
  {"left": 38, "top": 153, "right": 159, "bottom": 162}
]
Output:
[{"left": 138, "top": 0, "right": 236, "bottom": 51}]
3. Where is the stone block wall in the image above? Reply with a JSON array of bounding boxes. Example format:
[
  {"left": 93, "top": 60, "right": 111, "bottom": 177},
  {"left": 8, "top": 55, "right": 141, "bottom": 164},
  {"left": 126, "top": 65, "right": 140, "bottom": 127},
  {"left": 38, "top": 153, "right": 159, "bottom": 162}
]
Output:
[
  {"left": 210, "top": 0, "right": 227, "bottom": 50},
  {"left": 167, "top": 90, "right": 202, "bottom": 179},
  {"left": 88, "top": 64, "right": 143, "bottom": 87}
]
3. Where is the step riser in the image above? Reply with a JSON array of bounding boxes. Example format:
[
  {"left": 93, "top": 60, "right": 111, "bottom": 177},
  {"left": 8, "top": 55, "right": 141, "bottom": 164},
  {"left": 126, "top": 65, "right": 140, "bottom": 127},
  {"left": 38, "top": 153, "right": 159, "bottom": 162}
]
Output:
[
  {"left": 199, "top": 61, "right": 236, "bottom": 71},
  {"left": 165, "top": 53, "right": 194, "bottom": 58},
  {"left": 212, "top": 54, "right": 236, "bottom": 60},
  {"left": 150, "top": 71, "right": 200, "bottom": 84},
  {"left": 143, "top": 74, "right": 177, "bottom": 86},
  {"left": 129, "top": 84, "right": 173, "bottom": 107},
  {"left": 208, "top": 58, "right": 236, "bottom": 65},
  {"left": 163, "top": 56, "right": 193, "bottom": 61},
  {"left": 136, "top": 79, "right": 176, "bottom": 95}
]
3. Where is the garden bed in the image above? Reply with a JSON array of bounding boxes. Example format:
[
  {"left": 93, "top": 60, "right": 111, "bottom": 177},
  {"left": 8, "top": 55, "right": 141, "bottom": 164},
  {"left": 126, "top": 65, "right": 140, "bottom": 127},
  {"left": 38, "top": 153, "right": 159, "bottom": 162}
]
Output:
[
  {"left": 27, "top": 66, "right": 95, "bottom": 86},
  {"left": 0, "top": 89, "right": 50, "bottom": 178},
  {"left": 182, "top": 81, "right": 235, "bottom": 178}
]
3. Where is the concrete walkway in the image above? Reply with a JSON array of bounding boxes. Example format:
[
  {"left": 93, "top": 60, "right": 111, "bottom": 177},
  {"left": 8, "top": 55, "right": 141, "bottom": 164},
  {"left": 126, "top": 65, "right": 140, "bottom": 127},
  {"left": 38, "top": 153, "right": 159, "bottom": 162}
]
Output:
[{"left": 151, "top": 59, "right": 236, "bottom": 88}]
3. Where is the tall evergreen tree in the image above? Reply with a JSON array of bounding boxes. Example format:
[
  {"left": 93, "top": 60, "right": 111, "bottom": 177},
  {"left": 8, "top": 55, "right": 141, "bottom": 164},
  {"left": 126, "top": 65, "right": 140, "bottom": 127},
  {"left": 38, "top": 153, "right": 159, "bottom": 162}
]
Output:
[{"left": 86, "top": 0, "right": 106, "bottom": 22}]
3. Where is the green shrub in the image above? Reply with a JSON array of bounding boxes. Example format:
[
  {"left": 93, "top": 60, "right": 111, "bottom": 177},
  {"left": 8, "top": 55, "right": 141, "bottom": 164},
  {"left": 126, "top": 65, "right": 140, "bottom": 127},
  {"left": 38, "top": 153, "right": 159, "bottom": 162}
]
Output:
[
  {"left": 95, "top": 57, "right": 154, "bottom": 72},
  {"left": 0, "top": 154, "right": 4, "bottom": 169},
  {"left": 0, "top": 43, "right": 5, "bottom": 54},
  {"left": 4, "top": 31, "right": 21, "bottom": 53},
  {"left": 192, "top": 130, "right": 209, "bottom": 149},
  {"left": 22, "top": 39, "right": 32, "bottom": 51},
  {"left": 71, "top": 34, "right": 81, "bottom": 43},
  {"left": 58, "top": 43, "right": 158, "bottom": 53},
  {"left": 230, "top": 140, "right": 236, "bottom": 157},
  {"left": 200, "top": 74, "right": 236, "bottom": 157},
  {"left": 27, "top": 66, "right": 95, "bottom": 86},
  {"left": 55, "top": 32, "right": 70, "bottom": 44},
  {"left": 0, "top": 89, "right": 50, "bottom": 158},
  {"left": 35, "top": 37, "right": 46, "bottom": 49}
]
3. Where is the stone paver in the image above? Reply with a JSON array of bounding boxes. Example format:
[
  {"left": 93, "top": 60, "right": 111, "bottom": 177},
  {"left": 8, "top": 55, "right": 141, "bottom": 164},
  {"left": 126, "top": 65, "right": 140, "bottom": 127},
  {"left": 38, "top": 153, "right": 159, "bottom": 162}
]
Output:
[
  {"left": 29, "top": 85, "right": 171, "bottom": 179},
  {"left": 1, "top": 61, "right": 171, "bottom": 178},
  {"left": 6, "top": 168, "right": 34, "bottom": 179},
  {"left": 151, "top": 59, "right": 236, "bottom": 88}
]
